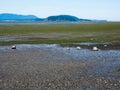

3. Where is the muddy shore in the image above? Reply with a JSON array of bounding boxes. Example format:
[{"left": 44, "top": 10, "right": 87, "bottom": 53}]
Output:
[{"left": 0, "top": 44, "right": 120, "bottom": 90}]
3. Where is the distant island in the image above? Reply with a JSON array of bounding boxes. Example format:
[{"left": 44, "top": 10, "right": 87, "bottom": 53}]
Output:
[{"left": 0, "top": 13, "right": 107, "bottom": 22}]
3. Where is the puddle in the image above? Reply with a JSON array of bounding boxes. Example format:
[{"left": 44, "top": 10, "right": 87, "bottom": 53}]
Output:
[{"left": 0, "top": 37, "right": 16, "bottom": 42}]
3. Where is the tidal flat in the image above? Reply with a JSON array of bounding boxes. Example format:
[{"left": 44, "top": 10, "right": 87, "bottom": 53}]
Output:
[
  {"left": 0, "top": 44, "right": 120, "bottom": 90},
  {"left": 0, "top": 22, "right": 120, "bottom": 90}
]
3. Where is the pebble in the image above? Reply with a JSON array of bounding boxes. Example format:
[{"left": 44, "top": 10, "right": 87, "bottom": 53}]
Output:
[
  {"left": 93, "top": 46, "right": 98, "bottom": 51},
  {"left": 11, "top": 45, "right": 16, "bottom": 49},
  {"left": 76, "top": 46, "right": 81, "bottom": 50}
]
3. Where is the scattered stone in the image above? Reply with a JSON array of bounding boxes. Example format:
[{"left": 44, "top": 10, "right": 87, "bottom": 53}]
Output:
[
  {"left": 76, "top": 46, "right": 81, "bottom": 50},
  {"left": 104, "top": 44, "right": 107, "bottom": 47},
  {"left": 92, "top": 46, "right": 98, "bottom": 51},
  {"left": 104, "top": 80, "right": 107, "bottom": 84},
  {"left": 11, "top": 45, "right": 16, "bottom": 49},
  {"left": 118, "top": 80, "right": 120, "bottom": 83},
  {"left": 114, "top": 84, "right": 117, "bottom": 86}
]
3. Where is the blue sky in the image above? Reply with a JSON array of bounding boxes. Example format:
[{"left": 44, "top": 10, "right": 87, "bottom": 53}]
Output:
[{"left": 0, "top": 0, "right": 120, "bottom": 21}]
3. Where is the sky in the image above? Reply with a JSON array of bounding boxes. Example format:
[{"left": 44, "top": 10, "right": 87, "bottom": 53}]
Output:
[{"left": 0, "top": 0, "right": 120, "bottom": 21}]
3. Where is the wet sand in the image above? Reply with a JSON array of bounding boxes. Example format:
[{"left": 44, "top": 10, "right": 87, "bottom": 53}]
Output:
[{"left": 0, "top": 44, "right": 120, "bottom": 90}]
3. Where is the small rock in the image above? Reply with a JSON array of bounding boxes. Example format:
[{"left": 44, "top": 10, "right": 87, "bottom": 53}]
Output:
[
  {"left": 104, "top": 44, "right": 107, "bottom": 47},
  {"left": 118, "top": 80, "right": 120, "bottom": 83},
  {"left": 92, "top": 46, "right": 98, "bottom": 51},
  {"left": 11, "top": 45, "right": 16, "bottom": 49},
  {"left": 114, "top": 84, "right": 117, "bottom": 86},
  {"left": 76, "top": 46, "right": 81, "bottom": 50}
]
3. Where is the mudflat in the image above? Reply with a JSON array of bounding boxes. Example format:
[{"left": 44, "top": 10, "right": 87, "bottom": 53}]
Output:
[{"left": 0, "top": 44, "right": 120, "bottom": 90}]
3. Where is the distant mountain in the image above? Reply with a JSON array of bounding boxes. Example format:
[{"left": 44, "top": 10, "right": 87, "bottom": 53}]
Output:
[
  {"left": 0, "top": 13, "right": 107, "bottom": 22},
  {"left": 45, "top": 15, "right": 80, "bottom": 22},
  {"left": 0, "top": 13, "right": 42, "bottom": 21},
  {"left": 45, "top": 15, "right": 107, "bottom": 22}
]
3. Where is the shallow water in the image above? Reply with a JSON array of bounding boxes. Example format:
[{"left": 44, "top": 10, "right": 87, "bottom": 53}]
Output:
[
  {"left": 73, "top": 42, "right": 112, "bottom": 45},
  {"left": 0, "top": 44, "right": 119, "bottom": 62},
  {"left": 0, "top": 44, "right": 120, "bottom": 81}
]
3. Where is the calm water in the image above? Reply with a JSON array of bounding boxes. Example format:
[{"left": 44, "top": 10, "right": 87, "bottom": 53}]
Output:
[
  {"left": 0, "top": 43, "right": 120, "bottom": 79},
  {"left": 0, "top": 44, "right": 120, "bottom": 62}
]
